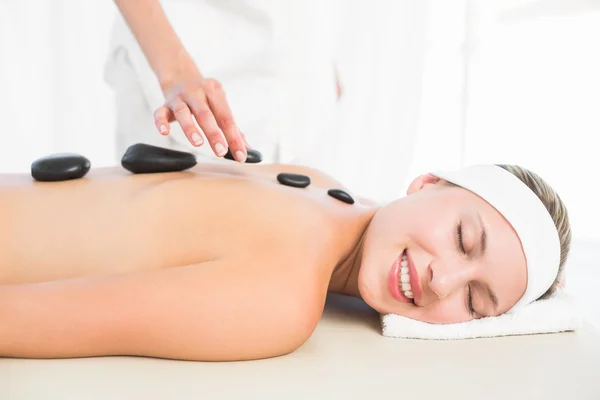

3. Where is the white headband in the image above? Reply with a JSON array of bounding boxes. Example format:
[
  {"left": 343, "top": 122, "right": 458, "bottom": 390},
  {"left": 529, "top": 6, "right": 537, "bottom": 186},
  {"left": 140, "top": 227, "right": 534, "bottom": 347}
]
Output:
[{"left": 432, "top": 165, "right": 560, "bottom": 313}]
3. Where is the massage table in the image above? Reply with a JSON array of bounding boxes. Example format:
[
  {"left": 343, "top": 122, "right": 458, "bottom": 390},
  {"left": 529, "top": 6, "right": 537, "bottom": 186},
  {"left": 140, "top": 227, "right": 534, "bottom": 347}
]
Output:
[{"left": 2, "top": 240, "right": 599, "bottom": 400}]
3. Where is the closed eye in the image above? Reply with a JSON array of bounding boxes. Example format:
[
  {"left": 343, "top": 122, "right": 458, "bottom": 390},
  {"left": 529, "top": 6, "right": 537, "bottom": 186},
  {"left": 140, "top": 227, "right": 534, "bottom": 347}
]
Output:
[
  {"left": 456, "top": 222, "right": 466, "bottom": 254},
  {"left": 467, "top": 285, "right": 477, "bottom": 318},
  {"left": 457, "top": 222, "right": 477, "bottom": 317}
]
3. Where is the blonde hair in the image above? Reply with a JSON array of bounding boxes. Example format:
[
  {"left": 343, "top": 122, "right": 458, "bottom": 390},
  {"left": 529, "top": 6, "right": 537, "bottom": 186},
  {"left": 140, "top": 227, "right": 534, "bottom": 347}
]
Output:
[{"left": 496, "top": 164, "right": 571, "bottom": 300}]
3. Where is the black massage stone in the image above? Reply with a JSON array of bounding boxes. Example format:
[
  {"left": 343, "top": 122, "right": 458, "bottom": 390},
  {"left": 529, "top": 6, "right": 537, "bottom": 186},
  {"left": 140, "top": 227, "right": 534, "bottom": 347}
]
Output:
[
  {"left": 328, "top": 189, "right": 355, "bottom": 204},
  {"left": 121, "top": 143, "right": 197, "bottom": 174},
  {"left": 224, "top": 148, "right": 263, "bottom": 163},
  {"left": 277, "top": 173, "right": 311, "bottom": 188},
  {"left": 31, "top": 153, "right": 91, "bottom": 182}
]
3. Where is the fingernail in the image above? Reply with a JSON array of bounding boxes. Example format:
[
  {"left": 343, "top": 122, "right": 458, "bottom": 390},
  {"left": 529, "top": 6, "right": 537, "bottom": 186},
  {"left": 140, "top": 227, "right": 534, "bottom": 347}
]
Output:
[
  {"left": 191, "top": 132, "right": 203, "bottom": 146},
  {"left": 235, "top": 150, "right": 246, "bottom": 163},
  {"left": 215, "top": 143, "right": 227, "bottom": 156},
  {"left": 159, "top": 125, "right": 167, "bottom": 134}
]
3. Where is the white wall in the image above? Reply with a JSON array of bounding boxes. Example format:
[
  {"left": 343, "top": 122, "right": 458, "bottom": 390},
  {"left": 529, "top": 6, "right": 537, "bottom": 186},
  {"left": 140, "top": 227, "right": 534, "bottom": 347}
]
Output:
[
  {"left": 464, "top": 1, "right": 600, "bottom": 242},
  {"left": 0, "top": 0, "right": 118, "bottom": 171}
]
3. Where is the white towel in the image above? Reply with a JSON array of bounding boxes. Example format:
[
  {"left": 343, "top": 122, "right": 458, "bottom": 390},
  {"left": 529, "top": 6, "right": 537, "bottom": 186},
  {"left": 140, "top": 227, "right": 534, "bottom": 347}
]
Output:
[{"left": 381, "top": 291, "right": 582, "bottom": 340}]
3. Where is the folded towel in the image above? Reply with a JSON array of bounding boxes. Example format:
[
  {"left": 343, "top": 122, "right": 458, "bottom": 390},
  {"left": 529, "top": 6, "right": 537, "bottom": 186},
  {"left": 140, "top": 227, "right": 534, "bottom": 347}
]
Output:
[{"left": 381, "top": 291, "right": 582, "bottom": 340}]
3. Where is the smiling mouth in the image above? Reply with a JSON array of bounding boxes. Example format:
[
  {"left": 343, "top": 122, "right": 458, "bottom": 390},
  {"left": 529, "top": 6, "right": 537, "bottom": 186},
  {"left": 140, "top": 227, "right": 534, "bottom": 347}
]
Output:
[
  {"left": 397, "top": 250, "right": 414, "bottom": 300},
  {"left": 388, "top": 249, "right": 418, "bottom": 304}
]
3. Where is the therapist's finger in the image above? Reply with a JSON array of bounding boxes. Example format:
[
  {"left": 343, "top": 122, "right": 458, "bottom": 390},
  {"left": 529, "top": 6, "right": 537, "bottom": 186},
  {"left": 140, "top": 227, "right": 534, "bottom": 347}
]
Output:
[
  {"left": 186, "top": 94, "right": 228, "bottom": 157},
  {"left": 240, "top": 131, "right": 252, "bottom": 149},
  {"left": 204, "top": 81, "right": 247, "bottom": 163},
  {"left": 154, "top": 106, "right": 173, "bottom": 136},
  {"left": 169, "top": 100, "right": 204, "bottom": 147}
]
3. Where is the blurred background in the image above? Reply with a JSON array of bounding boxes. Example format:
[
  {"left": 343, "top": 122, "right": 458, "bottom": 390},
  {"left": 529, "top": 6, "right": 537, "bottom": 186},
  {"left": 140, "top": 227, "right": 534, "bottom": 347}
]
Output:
[{"left": 0, "top": 0, "right": 599, "bottom": 320}]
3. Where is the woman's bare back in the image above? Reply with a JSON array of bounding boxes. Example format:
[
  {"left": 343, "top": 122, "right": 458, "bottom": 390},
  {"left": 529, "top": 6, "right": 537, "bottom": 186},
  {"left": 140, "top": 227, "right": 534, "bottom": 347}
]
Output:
[
  {"left": 0, "top": 162, "right": 371, "bottom": 361},
  {"left": 0, "top": 162, "right": 365, "bottom": 284}
]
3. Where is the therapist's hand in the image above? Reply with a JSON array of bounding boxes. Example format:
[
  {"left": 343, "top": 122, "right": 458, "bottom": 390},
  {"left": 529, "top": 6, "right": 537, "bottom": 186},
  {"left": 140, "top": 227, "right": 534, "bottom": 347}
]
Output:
[
  {"left": 113, "top": 0, "right": 249, "bottom": 161},
  {"left": 154, "top": 73, "right": 250, "bottom": 163}
]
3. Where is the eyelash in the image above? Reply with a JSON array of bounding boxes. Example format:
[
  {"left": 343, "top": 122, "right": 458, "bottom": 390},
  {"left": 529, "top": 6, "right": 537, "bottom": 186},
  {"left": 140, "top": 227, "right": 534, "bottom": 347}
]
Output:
[
  {"left": 456, "top": 222, "right": 466, "bottom": 254},
  {"left": 467, "top": 285, "right": 476, "bottom": 317},
  {"left": 457, "top": 222, "right": 476, "bottom": 317}
]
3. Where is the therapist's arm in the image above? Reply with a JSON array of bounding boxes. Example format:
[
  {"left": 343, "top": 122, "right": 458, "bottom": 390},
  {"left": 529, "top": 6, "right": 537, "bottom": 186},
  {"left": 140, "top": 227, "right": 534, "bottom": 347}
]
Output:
[
  {"left": 113, "top": 0, "right": 249, "bottom": 162},
  {"left": 334, "top": 64, "right": 343, "bottom": 100}
]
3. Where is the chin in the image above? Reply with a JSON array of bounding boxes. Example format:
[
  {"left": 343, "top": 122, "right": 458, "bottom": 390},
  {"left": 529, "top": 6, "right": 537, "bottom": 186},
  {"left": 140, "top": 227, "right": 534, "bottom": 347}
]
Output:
[
  {"left": 355, "top": 270, "right": 384, "bottom": 313},
  {"left": 355, "top": 272, "right": 373, "bottom": 303}
]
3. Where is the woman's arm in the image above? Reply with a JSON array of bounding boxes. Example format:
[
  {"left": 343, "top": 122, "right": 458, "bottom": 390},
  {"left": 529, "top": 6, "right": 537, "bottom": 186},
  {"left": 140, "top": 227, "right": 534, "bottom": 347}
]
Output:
[{"left": 0, "top": 256, "right": 324, "bottom": 361}]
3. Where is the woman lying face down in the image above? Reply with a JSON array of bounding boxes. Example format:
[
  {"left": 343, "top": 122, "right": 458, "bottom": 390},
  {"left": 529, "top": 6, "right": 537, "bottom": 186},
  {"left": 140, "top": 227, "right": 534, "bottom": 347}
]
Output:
[{"left": 0, "top": 161, "right": 570, "bottom": 361}]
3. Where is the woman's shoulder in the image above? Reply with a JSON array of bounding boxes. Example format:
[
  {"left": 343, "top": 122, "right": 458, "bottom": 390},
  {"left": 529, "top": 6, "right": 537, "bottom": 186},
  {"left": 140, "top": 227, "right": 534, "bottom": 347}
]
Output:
[{"left": 220, "top": 238, "right": 330, "bottom": 351}]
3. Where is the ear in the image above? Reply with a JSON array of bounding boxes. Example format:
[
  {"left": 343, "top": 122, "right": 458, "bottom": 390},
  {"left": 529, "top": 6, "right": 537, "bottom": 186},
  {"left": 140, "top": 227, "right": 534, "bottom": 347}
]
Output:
[{"left": 407, "top": 173, "right": 441, "bottom": 195}]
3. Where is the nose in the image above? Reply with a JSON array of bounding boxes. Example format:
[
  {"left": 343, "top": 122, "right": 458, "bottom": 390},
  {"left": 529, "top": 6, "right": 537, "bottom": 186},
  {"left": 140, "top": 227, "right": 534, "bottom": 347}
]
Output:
[{"left": 427, "top": 256, "right": 477, "bottom": 300}]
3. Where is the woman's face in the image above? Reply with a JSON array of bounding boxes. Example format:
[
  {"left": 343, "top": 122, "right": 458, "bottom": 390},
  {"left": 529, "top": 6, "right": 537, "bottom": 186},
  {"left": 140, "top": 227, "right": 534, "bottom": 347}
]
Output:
[{"left": 358, "top": 174, "right": 527, "bottom": 323}]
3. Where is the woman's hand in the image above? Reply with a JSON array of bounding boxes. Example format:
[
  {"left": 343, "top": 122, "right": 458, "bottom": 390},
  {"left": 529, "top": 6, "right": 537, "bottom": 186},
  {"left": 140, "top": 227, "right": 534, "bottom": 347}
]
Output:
[{"left": 154, "top": 73, "right": 250, "bottom": 163}]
